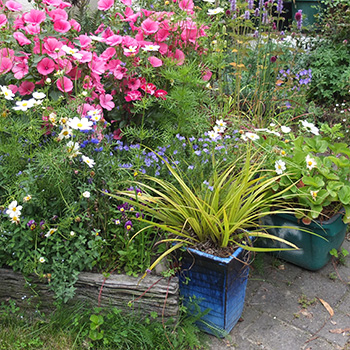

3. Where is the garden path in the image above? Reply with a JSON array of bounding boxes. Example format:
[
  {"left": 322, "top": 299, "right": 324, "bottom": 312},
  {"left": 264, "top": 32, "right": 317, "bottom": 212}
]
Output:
[{"left": 209, "top": 236, "right": 350, "bottom": 350}]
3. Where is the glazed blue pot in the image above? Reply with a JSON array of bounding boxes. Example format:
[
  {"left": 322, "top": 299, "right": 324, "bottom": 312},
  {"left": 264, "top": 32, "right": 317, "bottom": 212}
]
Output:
[
  {"left": 177, "top": 246, "right": 250, "bottom": 336},
  {"left": 259, "top": 213, "right": 348, "bottom": 271}
]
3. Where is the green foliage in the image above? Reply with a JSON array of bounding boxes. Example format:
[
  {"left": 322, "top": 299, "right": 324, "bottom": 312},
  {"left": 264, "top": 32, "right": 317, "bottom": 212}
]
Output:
[
  {"left": 254, "top": 122, "right": 350, "bottom": 223},
  {"left": 113, "top": 147, "right": 300, "bottom": 276}
]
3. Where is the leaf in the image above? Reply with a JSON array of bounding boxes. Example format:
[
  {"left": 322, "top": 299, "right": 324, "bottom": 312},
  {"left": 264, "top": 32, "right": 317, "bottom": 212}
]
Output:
[
  {"left": 338, "top": 185, "right": 350, "bottom": 205},
  {"left": 329, "top": 328, "right": 350, "bottom": 334},
  {"left": 302, "top": 176, "right": 324, "bottom": 188},
  {"left": 318, "top": 298, "right": 334, "bottom": 317}
]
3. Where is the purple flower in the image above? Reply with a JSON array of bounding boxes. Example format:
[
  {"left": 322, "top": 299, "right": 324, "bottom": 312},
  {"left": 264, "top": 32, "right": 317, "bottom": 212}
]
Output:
[
  {"left": 194, "top": 150, "right": 201, "bottom": 156},
  {"left": 276, "top": 0, "right": 283, "bottom": 13},
  {"left": 247, "top": 0, "right": 254, "bottom": 9},
  {"left": 125, "top": 220, "right": 133, "bottom": 230}
]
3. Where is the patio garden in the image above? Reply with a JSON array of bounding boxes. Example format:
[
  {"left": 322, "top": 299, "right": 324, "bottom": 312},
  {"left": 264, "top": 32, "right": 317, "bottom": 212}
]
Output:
[{"left": 0, "top": 0, "right": 350, "bottom": 347}]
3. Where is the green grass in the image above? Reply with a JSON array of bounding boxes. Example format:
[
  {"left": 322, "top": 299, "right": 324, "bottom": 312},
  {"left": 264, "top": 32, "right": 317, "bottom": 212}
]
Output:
[{"left": 0, "top": 301, "right": 209, "bottom": 350}]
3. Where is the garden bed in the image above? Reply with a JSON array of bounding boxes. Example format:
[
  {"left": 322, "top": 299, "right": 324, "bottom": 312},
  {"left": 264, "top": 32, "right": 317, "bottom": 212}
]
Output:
[{"left": 0, "top": 268, "right": 179, "bottom": 320}]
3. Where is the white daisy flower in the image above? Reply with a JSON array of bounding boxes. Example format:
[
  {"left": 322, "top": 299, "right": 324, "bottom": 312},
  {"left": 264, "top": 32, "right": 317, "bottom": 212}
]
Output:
[
  {"left": 141, "top": 44, "right": 160, "bottom": 52},
  {"left": 12, "top": 99, "right": 35, "bottom": 111},
  {"left": 1, "top": 86, "right": 15, "bottom": 100},
  {"left": 82, "top": 191, "right": 91, "bottom": 198},
  {"left": 39, "top": 257, "right": 45, "bottom": 263},
  {"left": 306, "top": 154, "right": 317, "bottom": 170},
  {"left": 32, "top": 92, "right": 46, "bottom": 100},
  {"left": 242, "top": 132, "right": 260, "bottom": 141},
  {"left": 301, "top": 120, "right": 319, "bottom": 135},
  {"left": 68, "top": 117, "right": 93, "bottom": 131},
  {"left": 82, "top": 155, "right": 95, "bottom": 168},
  {"left": 23, "top": 195, "right": 32, "bottom": 202},
  {"left": 281, "top": 125, "right": 291, "bottom": 133},
  {"left": 45, "top": 228, "right": 57, "bottom": 238},
  {"left": 275, "top": 160, "right": 286, "bottom": 175},
  {"left": 208, "top": 7, "right": 224, "bottom": 15}
]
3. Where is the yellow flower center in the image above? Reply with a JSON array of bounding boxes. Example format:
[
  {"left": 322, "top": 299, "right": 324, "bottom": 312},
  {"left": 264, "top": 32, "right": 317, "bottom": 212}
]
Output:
[{"left": 77, "top": 123, "right": 83, "bottom": 128}]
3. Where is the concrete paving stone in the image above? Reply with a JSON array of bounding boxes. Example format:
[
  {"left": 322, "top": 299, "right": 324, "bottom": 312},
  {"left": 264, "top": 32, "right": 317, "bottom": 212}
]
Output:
[
  {"left": 246, "top": 280, "right": 303, "bottom": 319},
  {"left": 336, "top": 289, "right": 350, "bottom": 312},
  {"left": 296, "top": 270, "right": 348, "bottom": 307},
  {"left": 234, "top": 312, "right": 310, "bottom": 350},
  {"left": 291, "top": 303, "right": 350, "bottom": 348},
  {"left": 300, "top": 337, "right": 343, "bottom": 350}
]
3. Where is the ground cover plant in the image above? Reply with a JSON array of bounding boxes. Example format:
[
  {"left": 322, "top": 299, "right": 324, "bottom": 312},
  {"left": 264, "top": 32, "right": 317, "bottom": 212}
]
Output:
[{"left": 0, "top": 300, "right": 207, "bottom": 349}]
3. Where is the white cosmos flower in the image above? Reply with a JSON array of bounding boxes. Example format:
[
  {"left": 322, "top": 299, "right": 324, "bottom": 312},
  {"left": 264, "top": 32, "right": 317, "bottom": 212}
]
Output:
[
  {"left": 142, "top": 44, "right": 160, "bottom": 52},
  {"left": 208, "top": 7, "right": 224, "bottom": 15},
  {"left": 208, "top": 130, "right": 220, "bottom": 140},
  {"left": 10, "top": 215, "right": 20, "bottom": 224},
  {"left": 215, "top": 119, "right": 227, "bottom": 133},
  {"left": 256, "top": 128, "right": 281, "bottom": 137},
  {"left": 203, "top": 0, "right": 215, "bottom": 3},
  {"left": 32, "top": 91, "right": 46, "bottom": 100},
  {"left": 57, "top": 126, "right": 73, "bottom": 141},
  {"left": 1, "top": 86, "right": 15, "bottom": 100},
  {"left": 306, "top": 154, "right": 317, "bottom": 170},
  {"left": 45, "top": 228, "right": 57, "bottom": 238},
  {"left": 13, "top": 99, "right": 35, "bottom": 111},
  {"left": 82, "top": 191, "right": 91, "bottom": 198},
  {"left": 68, "top": 117, "right": 93, "bottom": 131},
  {"left": 281, "top": 125, "right": 291, "bottom": 133},
  {"left": 6, "top": 200, "right": 22, "bottom": 218},
  {"left": 124, "top": 46, "right": 138, "bottom": 54},
  {"left": 301, "top": 120, "right": 319, "bottom": 135},
  {"left": 66, "top": 141, "right": 81, "bottom": 158},
  {"left": 39, "top": 257, "right": 45, "bottom": 263},
  {"left": 82, "top": 155, "right": 95, "bottom": 168},
  {"left": 242, "top": 132, "right": 260, "bottom": 141},
  {"left": 275, "top": 160, "right": 286, "bottom": 175},
  {"left": 23, "top": 194, "right": 32, "bottom": 202}
]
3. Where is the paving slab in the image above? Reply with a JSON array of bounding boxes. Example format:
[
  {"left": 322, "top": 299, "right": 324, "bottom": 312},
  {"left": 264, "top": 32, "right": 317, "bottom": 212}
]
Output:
[{"left": 207, "top": 238, "right": 350, "bottom": 350}]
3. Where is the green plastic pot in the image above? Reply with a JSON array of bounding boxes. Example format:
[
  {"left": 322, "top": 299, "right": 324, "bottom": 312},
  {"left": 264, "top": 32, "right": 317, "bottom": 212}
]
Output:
[{"left": 259, "top": 212, "right": 348, "bottom": 270}]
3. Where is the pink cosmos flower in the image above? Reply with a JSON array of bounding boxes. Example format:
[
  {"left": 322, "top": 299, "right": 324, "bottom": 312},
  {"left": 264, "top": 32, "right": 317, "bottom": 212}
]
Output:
[
  {"left": 56, "top": 76, "right": 73, "bottom": 92},
  {"left": 127, "top": 77, "right": 140, "bottom": 90},
  {"left": 113, "top": 65, "right": 127, "bottom": 79},
  {"left": 178, "top": 0, "right": 194, "bottom": 11},
  {"left": 37, "top": 57, "right": 55, "bottom": 75},
  {"left": 53, "top": 19, "right": 71, "bottom": 33},
  {"left": 105, "top": 34, "right": 122, "bottom": 46},
  {"left": 154, "top": 89, "right": 167, "bottom": 100},
  {"left": 173, "top": 49, "right": 185, "bottom": 65},
  {"left": 12, "top": 60, "right": 29, "bottom": 79},
  {"left": 78, "top": 50, "right": 92, "bottom": 63},
  {"left": 0, "top": 14, "right": 8, "bottom": 27},
  {"left": 5, "top": 0, "right": 22, "bottom": 11},
  {"left": 100, "top": 47, "right": 116, "bottom": 60},
  {"left": 89, "top": 57, "right": 106, "bottom": 75},
  {"left": 99, "top": 94, "right": 115, "bottom": 111},
  {"left": 48, "top": 9, "right": 68, "bottom": 21},
  {"left": 202, "top": 70, "right": 212, "bottom": 81},
  {"left": 148, "top": 56, "right": 163, "bottom": 67},
  {"left": 0, "top": 57, "right": 13, "bottom": 74},
  {"left": 141, "top": 83, "right": 156, "bottom": 95},
  {"left": 69, "top": 19, "right": 81, "bottom": 31},
  {"left": 141, "top": 18, "right": 159, "bottom": 35},
  {"left": 78, "top": 35, "right": 92, "bottom": 48},
  {"left": 23, "top": 10, "right": 46, "bottom": 26},
  {"left": 125, "top": 90, "right": 142, "bottom": 102},
  {"left": 25, "top": 24, "right": 41, "bottom": 35},
  {"left": 98, "top": 0, "right": 114, "bottom": 11},
  {"left": 43, "top": 37, "right": 63, "bottom": 59},
  {"left": 13, "top": 32, "right": 31, "bottom": 46},
  {"left": 18, "top": 81, "right": 35, "bottom": 95},
  {"left": 8, "top": 85, "right": 18, "bottom": 94}
]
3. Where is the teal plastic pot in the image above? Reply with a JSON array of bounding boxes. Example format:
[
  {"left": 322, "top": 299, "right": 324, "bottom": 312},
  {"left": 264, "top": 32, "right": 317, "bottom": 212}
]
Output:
[
  {"left": 292, "top": 0, "right": 325, "bottom": 26},
  {"left": 259, "top": 213, "right": 348, "bottom": 270}
]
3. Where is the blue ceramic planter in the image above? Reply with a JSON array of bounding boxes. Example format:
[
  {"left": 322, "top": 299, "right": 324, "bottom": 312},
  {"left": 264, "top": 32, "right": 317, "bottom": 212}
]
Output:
[
  {"left": 177, "top": 246, "right": 249, "bottom": 336},
  {"left": 259, "top": 213, "right": 348, "bottom": 271}
]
